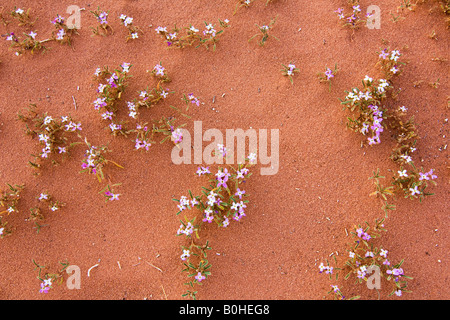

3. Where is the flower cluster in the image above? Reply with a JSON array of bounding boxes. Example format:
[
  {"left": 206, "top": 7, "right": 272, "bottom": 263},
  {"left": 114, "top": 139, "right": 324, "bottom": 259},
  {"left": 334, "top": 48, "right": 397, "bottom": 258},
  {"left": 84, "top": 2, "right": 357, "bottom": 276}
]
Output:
[
  {"left": 155, "top": 19, "right": 229, "bottom": 51},
  {"left": 334, "top": 1, "right": 372, "bottom": 30},
  {"left": 93, "top": 62, "right": 132, "bottom": 136},
  {"left": 119, "top": 14, "right": 140, "bottom": 41},
  {"left": 376, "top": 49, "right": 405, "bottom": 80},
  {"left": 391, "top": 165, "right": 438, "bottom": 202},
  {"left": 319, "top": 219, "right": 412, "bottom": 299},
  {"left": 17, "top": 105, "right": 82, "bottom": 174},
  {"left": 281, "top": 63, "right": 299, "bottom": 84},
  {"left": 10, "top": 6, "right": 35, "bottom": 27},
  {"left": 50, "top": 13, "right": 78, "bottom": 46},
  {"left": 174, "top": 150, "right": 255, "bottom": 299}
]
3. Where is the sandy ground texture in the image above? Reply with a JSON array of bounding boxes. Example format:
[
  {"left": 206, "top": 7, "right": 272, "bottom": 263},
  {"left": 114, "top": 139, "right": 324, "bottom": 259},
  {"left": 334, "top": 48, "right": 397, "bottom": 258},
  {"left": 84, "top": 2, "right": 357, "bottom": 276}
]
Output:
[{"left": 0, "top": 0, "right": 448, "bottom": 300}]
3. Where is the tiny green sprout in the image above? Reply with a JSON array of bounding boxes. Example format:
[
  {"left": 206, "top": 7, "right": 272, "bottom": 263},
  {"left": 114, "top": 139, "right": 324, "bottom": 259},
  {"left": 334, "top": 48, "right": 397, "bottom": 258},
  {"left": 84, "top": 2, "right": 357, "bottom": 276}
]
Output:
[{"left": 248, "top": 16, "right": 279, "bottom": 46}]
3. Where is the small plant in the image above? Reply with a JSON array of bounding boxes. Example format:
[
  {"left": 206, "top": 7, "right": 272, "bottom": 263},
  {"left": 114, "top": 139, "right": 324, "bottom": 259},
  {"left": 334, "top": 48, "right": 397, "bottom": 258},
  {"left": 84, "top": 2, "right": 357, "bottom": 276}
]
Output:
[
  {"left": 248, "top": 16, "right": 279, "bottom": 46},
  {"left": 174, "top": 148, "right": 256, "bottom": 299},
  {"left": 32, "top": 259, "right": 70, "bottom": 294},
  {"left": 17, "top": 104, "right": 82, "bottom": 175},
  {"left": 90, "top": 7, "right": 113, "bottom": 36},
  {"left": 5, "top": 30, "right": 49, "bottom": 55},
  {"left": 317, "top": 64, "right": 338, "bottom": 92},
  {"left": 319, "top": 218, "right": 413, "bottom": 299},
  {"left": 92, "top": 62, "right": 133, "bottom": 137},
  {"left": 99, "top": 184, "right": 122, "bottom": 202},
  {"left": 281, "top": 62, "right": 300, "bottom": 84},
  {"left": 119, "top": 14, "right": 142, "bottom": 41},
  {"left": 155, "top": 19, "right": 230, "bottom": 51},
  {"left": 335, "top": 1, "right": 372, "bottom": 32},
  {"left": 234, "top": 0, "right": 254, "bottom": 15},
  {"left": 376, "top": 48, "right": 406, "bottom": 80},
  {"left": 10, "top": 6, "right": 36, "bottom": 27},
  {"left": 28, "top": 191, "right": 66, "bottom": 233},
  {"left": 80, "top": 138, "right": 124, "bottom": 183},
  {"left": 0, "top": 183, "right": 25, "bottom": 215},
  {"left": 50, "top": 14, "right": 78, "bottom": 46}
]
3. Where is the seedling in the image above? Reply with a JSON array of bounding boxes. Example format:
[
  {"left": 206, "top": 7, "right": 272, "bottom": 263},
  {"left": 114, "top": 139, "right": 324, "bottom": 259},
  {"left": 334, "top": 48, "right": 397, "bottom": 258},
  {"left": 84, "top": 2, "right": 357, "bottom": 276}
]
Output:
[
  {"left": 90, "top": 7, "right": 113, "bottom": 36},
  {"left": 248, "top": 16, "right": 279, "bottom": 46}
]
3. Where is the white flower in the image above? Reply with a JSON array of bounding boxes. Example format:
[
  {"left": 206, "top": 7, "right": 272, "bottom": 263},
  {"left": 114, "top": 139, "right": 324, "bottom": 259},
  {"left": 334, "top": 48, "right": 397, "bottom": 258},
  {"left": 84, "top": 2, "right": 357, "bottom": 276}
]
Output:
[
  {"left": 94, "top": 68, "right": 101, "bottom": 76},
  {"left": 124, "top": 17, "right": 133, "bottom": 26},
  {"left": 43, "top": 279, "right": 52, "bottom": 286},
  {"left": 390, "top": 66, "right": 399, "bottom": 74},
  {"left": 399, "top": 106, "right": 407, "bottom": 112},
  {"left": 7, "top": 207, "right": 15, "bottom": 213},
  {"left": 248, "top": 153, "right": 257, "bottom": 163},
  {"left": 398, "top": 170, "right": 408, "bottom": 177},
  {"left": 39, "top": 193, "right": 49, "bottom": 201},
  {"left": 50, "top": 205, "right": 58, "bottom": 211},
  {"left": 364, "top": 75, "right": 373, "bottom": 83},
  {"left": 155, "top": 26, "right": 167, "bottom": 34},
  {"left": 56, "top": 29, "right": 65, "bottom": 40},
  {"left": 15, "top": 8, "right": 24, "bottom": 15},
  {"left": 129, "top": 111, "right": 137, "bottom": 119},
  {"left": 160, "top": 90, "right": 168, "bottom": 98},
  {"left": 43, "top": 116, "right": 53, "bottom": 125},
  {"left": 189, "top": 26, "right": 199, "bottom": 33},
  {"left": 119, "top": 14, "right": 127, "bottom": 20},
  {"left": 61, "top": 116, "right": 69, "bottom": 123},
  {"left": 131, "top": 32, "right": 138, "bottom": 39}
]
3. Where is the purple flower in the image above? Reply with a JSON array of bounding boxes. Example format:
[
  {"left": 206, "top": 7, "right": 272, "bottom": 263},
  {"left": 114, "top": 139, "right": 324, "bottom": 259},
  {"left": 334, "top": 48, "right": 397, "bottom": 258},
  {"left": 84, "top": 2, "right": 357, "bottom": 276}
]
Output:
[{"left": 379, "top": 49, "right": 389, "bottom": 59}]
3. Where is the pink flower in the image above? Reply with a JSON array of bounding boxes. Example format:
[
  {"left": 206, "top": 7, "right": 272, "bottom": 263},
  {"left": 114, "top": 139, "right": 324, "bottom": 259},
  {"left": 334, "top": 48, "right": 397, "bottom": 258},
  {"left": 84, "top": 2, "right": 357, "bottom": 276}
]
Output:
[
  {"left": 195, "top": 272, "right": 206, "bottom": 282},
  {"left": 39, "top": 283, "right": 50, "bottom": 293}
]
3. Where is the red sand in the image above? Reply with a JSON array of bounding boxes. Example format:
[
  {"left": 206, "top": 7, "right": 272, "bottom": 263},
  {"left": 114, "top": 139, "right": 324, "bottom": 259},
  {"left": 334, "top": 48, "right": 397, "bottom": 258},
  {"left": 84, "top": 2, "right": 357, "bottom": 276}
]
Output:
[{"left": 0, "top": 0, "right": 448, "bottom": 300}]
